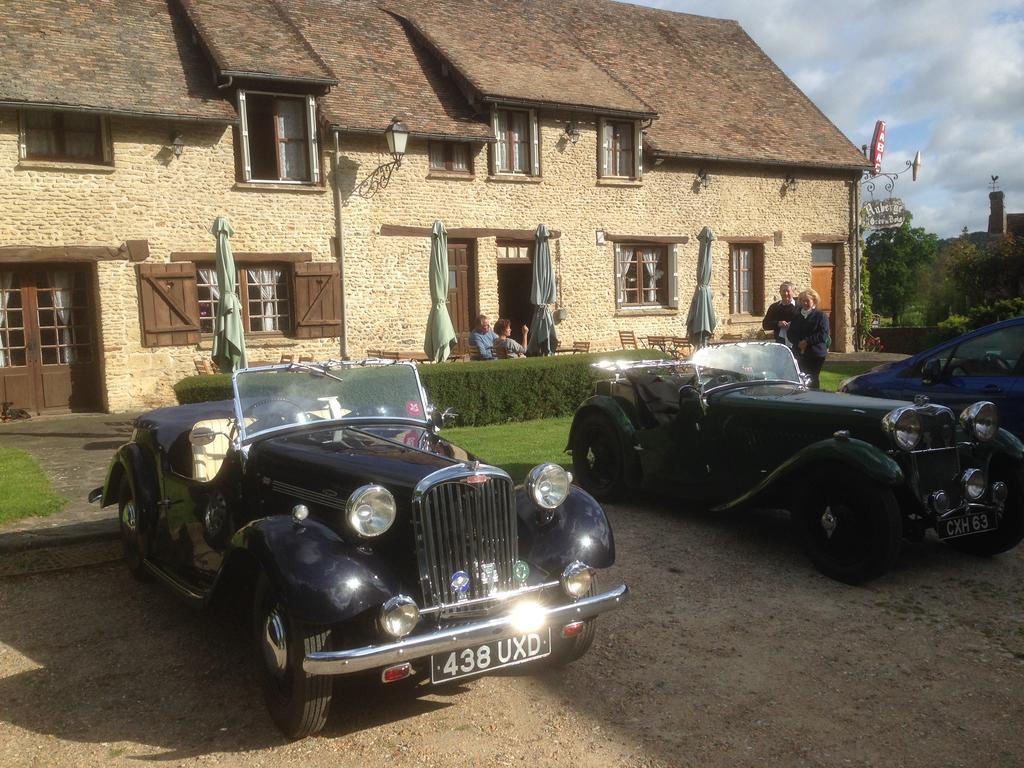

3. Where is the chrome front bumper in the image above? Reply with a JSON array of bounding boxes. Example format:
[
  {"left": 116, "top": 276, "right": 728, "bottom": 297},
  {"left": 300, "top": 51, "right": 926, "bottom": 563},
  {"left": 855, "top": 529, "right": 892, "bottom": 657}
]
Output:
[{"left": 303, "top": 583, "right": 629, "bottom": 675}]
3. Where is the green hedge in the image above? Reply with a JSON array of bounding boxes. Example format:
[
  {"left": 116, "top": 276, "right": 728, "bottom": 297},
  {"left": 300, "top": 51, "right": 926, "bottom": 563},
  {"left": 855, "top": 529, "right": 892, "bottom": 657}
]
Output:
[{"left": 173, "top": 349, "right": 662, "bottom": 426}]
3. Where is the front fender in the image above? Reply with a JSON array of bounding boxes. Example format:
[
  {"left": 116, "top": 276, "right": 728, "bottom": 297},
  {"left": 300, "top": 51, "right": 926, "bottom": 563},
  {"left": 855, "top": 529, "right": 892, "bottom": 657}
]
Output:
[
  {"left": 102, "top": 444, "right": 158, "bottom": 518},
  {"left": 991, "top": 427, "right": 1024, "bottom": 461},
  {"left": 712, "top": 437, "right": 904, "bottom": 512},
  {"left": 516, "top": 486, "right": 615, "bottom": 578},
  {"left": 231, "top": 516, "right": 401, "bottom": 626}
]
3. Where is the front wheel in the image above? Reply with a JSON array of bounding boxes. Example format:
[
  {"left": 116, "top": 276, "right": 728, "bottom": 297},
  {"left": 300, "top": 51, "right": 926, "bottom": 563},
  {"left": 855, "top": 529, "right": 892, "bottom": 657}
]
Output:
[
  {"left": 947, "top": 461, "right": 1024, "bottom": 556},
  {"left": 571, "top": 413, "right": 627, "bottom": 502},
  {"left": 254, "top": 573, "right": 333, "bottom": 739},
  {"left": 792, "top": 464, "right": 902, "bottom": 584}
]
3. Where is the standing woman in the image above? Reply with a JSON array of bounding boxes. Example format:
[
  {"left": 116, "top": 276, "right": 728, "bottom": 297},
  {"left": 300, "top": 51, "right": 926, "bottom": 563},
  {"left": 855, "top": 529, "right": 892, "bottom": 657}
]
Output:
[{"left": 787, "top": 288, "right": 829, "bottom": 389}]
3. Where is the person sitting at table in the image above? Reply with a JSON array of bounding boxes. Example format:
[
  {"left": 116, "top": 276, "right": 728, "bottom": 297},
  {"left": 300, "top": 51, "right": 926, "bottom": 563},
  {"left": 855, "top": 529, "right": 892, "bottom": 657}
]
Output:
[
  {"left": 761, "top": 281, "right": 799, "bottom": 345},
  {"left": 493, "top": 319, "right": 529, "bottom": 358},
  {"left": 469, "top": 313, "right": 498, "bottom": 360}
]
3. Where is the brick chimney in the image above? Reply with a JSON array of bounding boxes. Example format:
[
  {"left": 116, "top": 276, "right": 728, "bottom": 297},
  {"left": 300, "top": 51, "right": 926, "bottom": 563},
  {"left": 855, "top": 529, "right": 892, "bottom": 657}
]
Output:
[{"left": 989, "top": 190, "right": 1006, "bottom": 234}]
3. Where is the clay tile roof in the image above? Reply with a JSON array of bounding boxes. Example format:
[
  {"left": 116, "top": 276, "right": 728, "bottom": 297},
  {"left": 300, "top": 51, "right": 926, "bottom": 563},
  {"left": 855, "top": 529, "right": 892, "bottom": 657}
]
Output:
[
  {"left": 383, "top": 0, "right": 656, "bottom": 118},
  {"left": 0, "top": 0, "right": 233, "bottom": 122},
  {"left": 176, "top": 0, "right": 336, "bottom": 84},
  {"left": 285, "top": 0, "right": 491, "bottom": 139},
  {"left": 563, "top": 0, "right": 866, "bottom": 169}
]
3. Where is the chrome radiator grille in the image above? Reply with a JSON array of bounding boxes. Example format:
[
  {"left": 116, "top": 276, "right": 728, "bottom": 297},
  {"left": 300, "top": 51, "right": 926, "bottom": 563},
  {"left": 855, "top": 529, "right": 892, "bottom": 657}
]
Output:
[{"left": 414, "top": 475, "right": 518, "bottom": 608}]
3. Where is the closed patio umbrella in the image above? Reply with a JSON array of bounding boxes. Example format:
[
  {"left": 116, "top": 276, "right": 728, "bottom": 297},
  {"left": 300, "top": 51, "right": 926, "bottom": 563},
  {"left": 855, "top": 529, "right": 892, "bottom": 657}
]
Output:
[
  {"left": 210, "top": 216, "right": 247, "bottom": 373},
  {"left": 686, "top": 226, "right": 717, "bottom": 349},
  {"left": 526, "top": 223, "right": 558, "bottom": 356},
  {"left": 424, "top": 220, "right": 457, "bottom": 363}
]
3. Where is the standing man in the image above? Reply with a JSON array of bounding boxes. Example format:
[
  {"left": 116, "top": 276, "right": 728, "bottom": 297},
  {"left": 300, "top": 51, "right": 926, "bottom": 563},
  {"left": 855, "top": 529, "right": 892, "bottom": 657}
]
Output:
[
  {"left": 470, "top": 314, "right": 498, "bottom": 359},
  {"left": 762, "top": 281, "right": 799, "bottom": 344}
]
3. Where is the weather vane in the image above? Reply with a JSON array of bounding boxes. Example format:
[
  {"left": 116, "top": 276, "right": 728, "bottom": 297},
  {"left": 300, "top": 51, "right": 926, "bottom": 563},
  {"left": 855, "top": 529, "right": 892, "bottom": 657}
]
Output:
[{"left": 990, "top": 175, "right": 1000, "bottom": 192}]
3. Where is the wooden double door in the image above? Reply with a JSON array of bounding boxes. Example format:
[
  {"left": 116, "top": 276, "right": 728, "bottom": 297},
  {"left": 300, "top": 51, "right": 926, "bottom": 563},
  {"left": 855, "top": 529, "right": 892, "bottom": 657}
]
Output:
[{"left": 0, "top": 265, "right": 101, "bottom": 413}]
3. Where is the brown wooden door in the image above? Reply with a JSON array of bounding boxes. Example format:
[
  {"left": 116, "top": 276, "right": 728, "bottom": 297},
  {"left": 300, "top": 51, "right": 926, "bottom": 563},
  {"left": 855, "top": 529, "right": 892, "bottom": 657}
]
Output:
[
  {"left": 0, "top": 266, "right": 100, "bottom": 414},
  {"left": 447, "top": 241, "right": 476, "bottom": 354},
  {"left": 811, "top": 245, "right": 836, "bottom": 317}
]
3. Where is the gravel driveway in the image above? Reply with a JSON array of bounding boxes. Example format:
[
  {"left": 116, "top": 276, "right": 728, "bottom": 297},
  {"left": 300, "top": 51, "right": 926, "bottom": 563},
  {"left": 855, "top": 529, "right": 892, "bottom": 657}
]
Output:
[{"left": 1, "top": 498, "right": 1022, "bottom": 767}]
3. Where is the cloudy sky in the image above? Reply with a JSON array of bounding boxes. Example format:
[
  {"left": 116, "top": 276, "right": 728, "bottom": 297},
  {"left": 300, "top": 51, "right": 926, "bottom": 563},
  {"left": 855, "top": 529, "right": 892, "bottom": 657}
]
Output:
[{"left": 632, "top": 0, "right": 1024, "bottom": 238}]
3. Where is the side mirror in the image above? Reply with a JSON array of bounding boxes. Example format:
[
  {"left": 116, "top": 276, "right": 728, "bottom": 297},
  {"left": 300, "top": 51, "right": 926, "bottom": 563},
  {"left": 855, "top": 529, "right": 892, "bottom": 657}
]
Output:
[
  {"left": 921, "top": 358, "right": 944, "bottom": 385},
  {"left": 799, "top": 372, "right": 812, "bottom": 388},
  {"left": 430, "top": 406, "right": 458, "bottom": 431}
]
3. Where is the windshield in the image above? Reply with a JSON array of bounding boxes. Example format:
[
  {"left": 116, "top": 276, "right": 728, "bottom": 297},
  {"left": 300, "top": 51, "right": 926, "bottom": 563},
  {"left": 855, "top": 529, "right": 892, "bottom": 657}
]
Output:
[
  {"left": 233, "top": 362, "right": 428, "bottom": 442},
  {"left": 691, "top": 342, "right": 801, "bottom": 389}
]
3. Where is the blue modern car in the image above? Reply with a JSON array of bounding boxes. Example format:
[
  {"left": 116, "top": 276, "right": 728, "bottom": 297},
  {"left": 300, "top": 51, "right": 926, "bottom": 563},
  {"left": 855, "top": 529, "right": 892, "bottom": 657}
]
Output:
[{"left": 841, "top": 317, "right": 1024, "bottom": 437}]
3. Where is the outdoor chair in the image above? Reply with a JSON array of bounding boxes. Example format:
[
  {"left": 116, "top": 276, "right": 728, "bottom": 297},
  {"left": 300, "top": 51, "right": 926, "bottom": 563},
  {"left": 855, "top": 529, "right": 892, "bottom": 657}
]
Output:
[
  {"left": 619, "top": 330, "right": 641, "bottom": 349},
  {"left": 493, "top": 346, "right": 510, "bottom": 359},
  {"left": 279, "top": 354, "right": 294, "bottom": 364},
  {"left": 467, "top": 344, "right": 482, "bottom": 360},
  {"left": 572, "top": 341, "right": 591, "bottom": 353},
  {"left": 298, "top": 354, "right": 314, "bottom": 362},
  {"left": 670, "top": 336, "right": 694, "bottom": 359},
  {"left": 646, "top": 335, "right": 671, "bottom": 353}
]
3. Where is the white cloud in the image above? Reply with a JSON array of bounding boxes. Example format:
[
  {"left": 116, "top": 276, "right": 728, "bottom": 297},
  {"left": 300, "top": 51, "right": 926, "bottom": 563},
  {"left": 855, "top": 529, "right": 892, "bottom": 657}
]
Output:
[{"left": 632, "top": 0, "right": 1024, "bottom": 236}]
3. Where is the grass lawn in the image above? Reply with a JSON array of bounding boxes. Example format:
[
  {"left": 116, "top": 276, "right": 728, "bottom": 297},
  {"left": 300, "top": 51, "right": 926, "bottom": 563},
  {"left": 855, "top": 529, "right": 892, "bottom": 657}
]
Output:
[
  {"left": 820, "top": 361, "right": 880, "bottom": 392},
  {"left": 0, "top": 447, "right": 67, "bottom": 526},
  {"left": 442, "top": 416, "right": 573, "bottom": 483}
]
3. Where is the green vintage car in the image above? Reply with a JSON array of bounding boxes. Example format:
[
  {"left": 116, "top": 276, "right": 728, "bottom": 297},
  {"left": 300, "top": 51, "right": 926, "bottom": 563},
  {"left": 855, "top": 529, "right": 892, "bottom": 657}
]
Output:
[{"left": 567, "top": 342, "right": 1024, "bottom": 583}]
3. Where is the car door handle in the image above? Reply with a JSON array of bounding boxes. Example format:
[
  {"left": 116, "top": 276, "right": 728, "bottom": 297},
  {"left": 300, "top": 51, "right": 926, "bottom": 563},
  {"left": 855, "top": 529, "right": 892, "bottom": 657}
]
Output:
[{"left": 983, "top": 384, "right": 1002, "bottom": 392}]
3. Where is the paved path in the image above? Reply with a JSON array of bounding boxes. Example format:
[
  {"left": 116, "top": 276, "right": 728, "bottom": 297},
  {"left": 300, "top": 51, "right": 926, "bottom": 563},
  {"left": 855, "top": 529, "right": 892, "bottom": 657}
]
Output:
[{"left": 0, "top": 412, "right": 136, "bottom": 553}]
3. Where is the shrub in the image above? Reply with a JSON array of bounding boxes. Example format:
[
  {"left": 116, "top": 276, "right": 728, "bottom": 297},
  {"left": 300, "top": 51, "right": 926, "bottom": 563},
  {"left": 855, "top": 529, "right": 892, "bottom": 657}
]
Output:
[{"left": 173, "top": 349, "right": 662, "bottom": 425}]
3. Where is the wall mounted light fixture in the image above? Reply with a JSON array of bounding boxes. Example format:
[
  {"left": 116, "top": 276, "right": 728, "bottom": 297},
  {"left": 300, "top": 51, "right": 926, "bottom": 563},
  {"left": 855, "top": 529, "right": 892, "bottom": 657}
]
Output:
[
  {"left": 564, "top": 121, "right": 581, "bottom": 145},
  {"left": 170, "top": 133, "right": 185, "bottom": 158},
  {"left": 355, "top": 117, "right": 411, "bottom": 198},
  {"left": 696, "top": 169, "right": 711, "bottom": 190},
  {"left": 784, "top": 173, "right": 798, "bottom": 192}
]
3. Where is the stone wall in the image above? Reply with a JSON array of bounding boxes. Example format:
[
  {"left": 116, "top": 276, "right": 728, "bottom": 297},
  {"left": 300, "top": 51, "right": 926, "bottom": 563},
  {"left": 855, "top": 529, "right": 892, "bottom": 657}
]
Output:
[{"left": 1, "top": 108, "right": 857, "bottom": 411}]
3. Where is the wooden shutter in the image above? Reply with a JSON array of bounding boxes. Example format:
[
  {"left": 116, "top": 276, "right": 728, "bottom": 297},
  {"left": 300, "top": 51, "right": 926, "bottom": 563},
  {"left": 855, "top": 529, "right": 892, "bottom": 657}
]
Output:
[
  {"left": 667, "top": 244, "right": 678, "bottom": 308},
  {"left": 100, "top": 117, "right": 113, "bottom": 164},
  {"left": 306, "top": 95, "right": 320, "bottom": 183},
  {"left": 613, "top": 243, "right": 623, "bottom": 308},
  {"left": 490, "top": 109, "right": 500, "bottom": 175},
  {"left": 634, "top": 121, "right": 643, "bottom": 180},
  {"left": 598, "top": 118, "right": 609, "bottom": 178},
  {"left": 752, "top": 246, "right": 765, "bottom": 316},
  {"left": 293, "top": 261, "right": 341, "bottom": 338},
  {"left": 138, "top": 262, "right": 200, "bottom": 347},
  {"left": 238, "top": 90, "right": 252, "bottom": 181},
  {"left": 529, "top": 109, "right": 541, "bottom": 176},
  {"left": 17, "top": 111, "right": 27, "bottom": 160}
]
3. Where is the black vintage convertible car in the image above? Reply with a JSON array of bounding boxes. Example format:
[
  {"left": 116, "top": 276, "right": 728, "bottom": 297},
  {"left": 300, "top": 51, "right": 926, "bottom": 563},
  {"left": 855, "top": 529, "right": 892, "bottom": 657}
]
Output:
[
  {"left": 568, "top": 343, "right": 1024, "bottom": 584},
  {"left": 92, "top": 360, "right": 627, "bottom": 738}
]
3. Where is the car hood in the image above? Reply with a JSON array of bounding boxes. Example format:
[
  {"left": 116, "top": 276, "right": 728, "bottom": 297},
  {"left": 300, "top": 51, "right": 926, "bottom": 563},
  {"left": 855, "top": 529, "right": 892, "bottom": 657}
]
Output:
[
  {"left": 249, "top": 424, "right": 477, "bottom": 499},
  {"left": 712, "top": 384, "right": 914, "bottom": 438}
]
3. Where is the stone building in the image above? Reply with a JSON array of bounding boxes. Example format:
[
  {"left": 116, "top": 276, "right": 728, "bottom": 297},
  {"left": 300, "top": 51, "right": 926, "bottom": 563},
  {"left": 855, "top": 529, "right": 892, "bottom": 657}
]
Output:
[{"left": 0, "top": 0, "right": 867, "bottom": 413}]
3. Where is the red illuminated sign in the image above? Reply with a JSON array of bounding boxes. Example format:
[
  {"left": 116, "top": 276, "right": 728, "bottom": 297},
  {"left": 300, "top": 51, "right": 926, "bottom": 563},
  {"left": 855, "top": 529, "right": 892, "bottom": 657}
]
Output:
[{"left": 870, "top": 120, "right": 886, "bottom": 175}]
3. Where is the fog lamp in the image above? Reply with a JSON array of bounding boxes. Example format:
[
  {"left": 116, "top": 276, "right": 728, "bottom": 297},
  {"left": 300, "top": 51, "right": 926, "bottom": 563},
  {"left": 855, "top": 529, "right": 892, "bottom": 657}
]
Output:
[
  {"left": 291, "top": 504, "right": 309, "bottom": 522},
  {"left": 560, "top": 560, "right": 594, "bottom": 599},
  {"left": 929, "top": 490, "right": 950, "bottom": 514},
  {"left": 962, "top": 469, "right": 986, "bottom": 501},
  {"left": 991, "top": 481, "right": 1008, "bottom": 505},
  {"left": 379, "top": 595, "right": 419, "bottom": 638},
  {"left": 509, "top": 600, "right": 546, "bottom": 634}
]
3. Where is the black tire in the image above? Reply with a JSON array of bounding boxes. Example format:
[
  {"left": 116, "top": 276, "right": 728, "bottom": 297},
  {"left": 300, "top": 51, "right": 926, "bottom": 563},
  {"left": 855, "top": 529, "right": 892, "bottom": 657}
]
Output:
[
  {"left": 792, "top": 463, "right": 902, "bottom": 584},
  {"left": 548, "top": 579, "right": 598, "bottom": 666},
  {"left": 118, "top": 476, "right": 151, "bottom": 581},
  {"left": 254, "top": 572, "right": 333, "bottom": 739},
  {"left": 947, "top": 461, "right": 1024, "bottom": 556},
  {"left": 571, "top": 413, "right": 627, "bottom": 502}
]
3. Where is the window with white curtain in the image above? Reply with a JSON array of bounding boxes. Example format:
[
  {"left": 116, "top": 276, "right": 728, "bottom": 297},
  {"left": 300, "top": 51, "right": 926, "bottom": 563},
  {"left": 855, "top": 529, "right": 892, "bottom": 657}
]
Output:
[
  {"left": 615, "top": 244, "right": 669, "bottom": 307},
  {"left": 493, "top": 109, "right": 538, "bottom": 175},
  {"left": 197, "top": 264, "right": 292, "bottom": 334},
  {"left": 21, "top": 110, "right": 111, "bottom": 164},
  {"left": 237, "top": 91, "right": 319, "bottom": 183}
]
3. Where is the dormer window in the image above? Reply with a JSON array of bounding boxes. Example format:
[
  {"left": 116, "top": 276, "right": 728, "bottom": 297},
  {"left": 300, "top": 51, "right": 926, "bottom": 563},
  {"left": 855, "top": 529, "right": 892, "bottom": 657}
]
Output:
[
  {"left": 491, "top": 108, "right": 540, "bottom": 176},
  {"left": 599, "top": 118, "right": 642, "bottom": 180},
  {"left": 237, "top": 91, "right": 320, "bottom": 184}
]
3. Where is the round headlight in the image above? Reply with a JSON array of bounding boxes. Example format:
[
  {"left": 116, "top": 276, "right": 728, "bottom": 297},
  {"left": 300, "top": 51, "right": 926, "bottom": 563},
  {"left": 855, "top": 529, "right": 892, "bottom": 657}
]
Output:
[
  {"left": 527, "top": 463, "right": 572, "bottom": 510},
  {"left": 346, "top": 484, "right": 396, "bottom": 538},
  {"left": 960, "top": 401, "right": 999, "bottom": 442},
  {"left": 560, "top": 560, "right": 594, "bottom": 599},
  {"left": 962, "top": 469, "right": 986, "bottom": 501},
  {"left": 882, "top": 407, "right": 921, "bottom": 451},
  {"left": 379, "top": 595, "right": 419, "bottom": 638}
]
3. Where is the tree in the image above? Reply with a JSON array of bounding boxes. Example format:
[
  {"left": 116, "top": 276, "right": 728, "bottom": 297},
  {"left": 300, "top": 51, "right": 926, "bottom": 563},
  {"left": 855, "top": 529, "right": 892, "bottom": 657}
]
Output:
[{"left": 863, "top": 212, "right": 938, "bottom": 325}]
